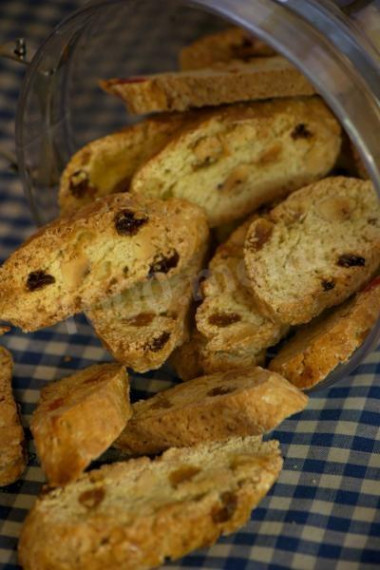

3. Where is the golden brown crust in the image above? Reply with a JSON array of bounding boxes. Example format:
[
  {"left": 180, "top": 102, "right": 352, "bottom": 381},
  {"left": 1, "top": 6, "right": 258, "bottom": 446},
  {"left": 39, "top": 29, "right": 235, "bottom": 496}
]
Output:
[
  {"left": 170, "top": 332, "right": 265, "bottom": 381},
  {"left": 179, "top": 27, "right": 275, "bottom": 70},
  {"left": 19, "top": 437, "right": 282, "bottom": 570},
  {"left": 196, "top": 217, "right": 288, "bottom": 352},
  {"left": 87, "top": 244, "right": 208, "bottom": 373},
  {"left": 0, "top": 194, "right": 209, "bottom": 331},
  {"left": 269, "top": 277, "right": 380, "bottom": 389},
  {"left": 101, "top": 57, "right": 316, "bottom": 114},
  {"left": 131, "top": 97, "right": 341, "bottom": 227},
  {"left": 0, "top": 346, "right": 26, "bottom": 486},
  {"left": 169, "top": 332, "right": 206, "bottom": 381},
  {"left": 31, "top": 363, "right": 131, "bottom": 486},
  {"left": 244, "top": 177, "right": 380, "bottom": 325},
  {"left": 59, "top": 114, "right": 188, "bottom": 215},
  {"left": 115, "top": 366, "right": 307, "bottom": 455}
]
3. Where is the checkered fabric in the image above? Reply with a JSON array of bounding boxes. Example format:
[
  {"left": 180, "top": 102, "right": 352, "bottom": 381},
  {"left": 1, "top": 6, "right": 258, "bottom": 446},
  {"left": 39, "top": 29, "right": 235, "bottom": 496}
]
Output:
[{"left": 0, "top": 1, "right": 379, "bottom": 569}]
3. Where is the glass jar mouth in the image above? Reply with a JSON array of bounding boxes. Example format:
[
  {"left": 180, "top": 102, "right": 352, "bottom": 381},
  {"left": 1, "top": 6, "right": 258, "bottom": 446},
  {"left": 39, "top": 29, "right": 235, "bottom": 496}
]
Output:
[
  {"left": 14, "top": 0, "right": 380, "bottom": 390},
  {"left": 16, "top": 0, "right": 380, "bottom": 214}
]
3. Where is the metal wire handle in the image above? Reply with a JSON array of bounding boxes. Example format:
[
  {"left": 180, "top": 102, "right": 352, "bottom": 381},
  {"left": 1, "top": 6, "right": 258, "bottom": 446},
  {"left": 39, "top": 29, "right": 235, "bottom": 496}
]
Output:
[{"left": 0, "top": 38, "right": 28, "bottom": 64}]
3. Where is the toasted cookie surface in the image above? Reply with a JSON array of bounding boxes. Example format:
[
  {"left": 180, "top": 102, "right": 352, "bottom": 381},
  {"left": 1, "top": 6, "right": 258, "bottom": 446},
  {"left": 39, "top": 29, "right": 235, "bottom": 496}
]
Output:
[
  {"left": 87, "top": 244, "right": 208, "bottom": 373},
  {"left": 0, "top": 194, "right": 208, "bottom": 331},
  {"left": 59, "top": 114, "right": 187, "bottom": 214},
  {"left": 179, "top": 26, "right": 275, "bottom": 70},
  {"left": 244, "top": 177, "right": 380, "bottom": 325},
  {"left": 131, "top": 98, "right": 341, "bottom": 226},
  {"left": 196, "top": 217, "right": 288, "bottom": 352},
  {"left": 170, "top": 332, "right": 266, "bottom": 381},
  {"left": 116, "top": 366, "right": 307, "bottom": 455},
  {"left": 269, "top": 277, "right": 380, "bottom": 389},
  {"left": 19, "top": 437, "right": 282, "bottom": 570},
  {"left": 31, "top": 363, "right": 131, "bottom": 486},
  {"left": 0, "top": 347, "right": 25, "bottom": 486},
  {"left": 101, "top": 56, "right": 316, "bottom": 114}
]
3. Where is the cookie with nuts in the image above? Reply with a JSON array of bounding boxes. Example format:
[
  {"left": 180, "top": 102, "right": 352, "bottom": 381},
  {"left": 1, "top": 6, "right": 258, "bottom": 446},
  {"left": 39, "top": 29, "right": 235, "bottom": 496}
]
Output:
[
  {"left": 19, "top": 436, "right": 282, "bottom": 570},
  {"left": 196, "top": 216, "right": 288, "bottom": 353},
  {"left": 87, "top": 243, "right": 208, "bottom": 373},
  {"left": 0, "top": 194, "right": 208, "bottom": 331},
  {"left": 59, "top": 113, "right": 188, "bottom": 215},
  {"left": 130, "top": 97, "right": 341, "bottom": 226},
  {"left": 115, "top": 366, "right": 307, "bottom": 456},
  {"left": 244, "top": 177, "right": 380, "bottom": 325}
]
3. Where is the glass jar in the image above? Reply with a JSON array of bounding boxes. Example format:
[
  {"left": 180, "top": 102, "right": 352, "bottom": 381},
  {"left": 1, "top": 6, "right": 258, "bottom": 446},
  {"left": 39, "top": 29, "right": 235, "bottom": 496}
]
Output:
[{"left": 15, "top": 0, "right": 380, "bottom": 388}]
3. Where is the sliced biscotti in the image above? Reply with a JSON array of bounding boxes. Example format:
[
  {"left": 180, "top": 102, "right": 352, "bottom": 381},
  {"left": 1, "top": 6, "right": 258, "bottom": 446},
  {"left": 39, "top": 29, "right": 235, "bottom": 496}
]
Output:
[
  {"left": 197, "top": 217, "right": 288, "bottom": 351},
  {"left": 0, "top": 194, "right": 208, "bottom": 331},
  {"left": 31, "top": 363, "right": 131, "bottom": 486},
  {"left": 201, "top": 344, "right": 266, "bottom": 376},
  {"left": 0, "top": 347, "right": 25, "bottom": 486},
  {"left": 269, "top": 277, "right": 380, "bottom": 389},
  {"left": 101, "top": 56, "right": 316, "bottom": 115},
  {"left": 131, "top": 97, "right": 341, "bottom": 227},
  {"left": 59, "top": 113, "right": 188, "bottom": 215},
  {"left": 19, "top": 436, "right": 282, "bottom": 570},
  {"left": 179, "top": 26, "right": 275, "bottom": 70},
  {"left": 169, "top": 332, "right": 206, "bottom": 381},
  {"left": 170, "top": 332, "right": 265, "bottom": 381},
  {"left": 87, "top": 244, "right": 208, "bottom": 373},
  {"left": 245, "top": 177, "right": 380, "bottom": 325},
  {"left": 115, "top": 367, "right": 307, "bottom": 455}
]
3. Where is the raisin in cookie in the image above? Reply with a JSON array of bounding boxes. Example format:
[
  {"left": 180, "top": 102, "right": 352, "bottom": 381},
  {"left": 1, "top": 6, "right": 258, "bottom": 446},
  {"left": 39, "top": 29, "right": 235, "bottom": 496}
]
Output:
[
  {"left": 130, "top": 98, "right": 341, "bottom": 226},
  {"left": 196, "top": 216, "right": 288, "bottom": 352},
  {"left": 87, "top": 245, "right": 208, "bottom": 373},
  {"left": 0, "top": 194, "right": 208, "bottom": 331},
  {"left": 179, "top": 26, "right": 275, "bottom": 70},
  {"left": 19, "top": 436, "right": 282, "bottom": 570},
  {"left": 59, "top": 113, "right": 187, "bottom": 215},
  {"left": 115, "top": 366, "right": 307, "bottom": 455},
  {"left": 245, "top": 177, "right": 380, "bottom": 325}
]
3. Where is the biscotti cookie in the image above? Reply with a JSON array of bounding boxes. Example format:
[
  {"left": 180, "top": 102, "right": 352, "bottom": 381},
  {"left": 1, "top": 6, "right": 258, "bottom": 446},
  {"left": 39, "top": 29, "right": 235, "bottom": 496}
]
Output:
[
  {"left": 59, "top": 113, "right": 188, "bottom": 215},
  {"left": 197, "top": 217, "right": 288, "bottom": 352},
  {"left": 170, "top": 332, "right": 265, "bottom": 381},
  {"left": 101, "top": 56, "right": 316, "bottom": 114},
  {"left": 19, "top": 436, "right": 282, "bottom": 570},
  {"left": 245, "top": 177, "right": 380, "bottom": 325},
  {"left": 169, "top": 332, "right": 206, "bottom": 381},
  {"left": 31, "top": 363, "right": 131, "bottom": 486},
  {"left": 269, "top": 277, "right": 380, "bottom": 389},
  {"left": 115, "top": 367, "right": 307, "bottom": 455},
  {"left": 179, "top": 26, "right": 275, "bottom": 70},
  {"left": 0, "top": 194, "right": 209, "bottom": 331},
  {"left": 131, "top": 97, "right": 341, "bottom": 227},
  {"left": 87, "top": 245, "right": 208, "bottom": 373},
  {"left": 0, "top": 347, "right": 25, "bottom": 486},
  {"left": 200, "top": 344, "right": 266, "bottom": 376}
]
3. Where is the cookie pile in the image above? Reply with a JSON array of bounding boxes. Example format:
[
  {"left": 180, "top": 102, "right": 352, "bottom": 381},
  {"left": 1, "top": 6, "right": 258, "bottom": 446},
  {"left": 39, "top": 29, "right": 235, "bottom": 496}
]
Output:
[{"left": 0, "top": 26, "right": 379, "bottom": 570}]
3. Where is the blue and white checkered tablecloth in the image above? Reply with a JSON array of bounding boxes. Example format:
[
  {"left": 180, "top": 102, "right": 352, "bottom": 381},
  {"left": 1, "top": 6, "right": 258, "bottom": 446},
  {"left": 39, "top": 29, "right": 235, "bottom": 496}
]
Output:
[{"left": 0, "top": 1, "right": 379, "bottom": 569}]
